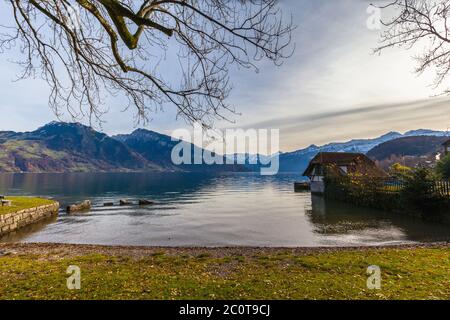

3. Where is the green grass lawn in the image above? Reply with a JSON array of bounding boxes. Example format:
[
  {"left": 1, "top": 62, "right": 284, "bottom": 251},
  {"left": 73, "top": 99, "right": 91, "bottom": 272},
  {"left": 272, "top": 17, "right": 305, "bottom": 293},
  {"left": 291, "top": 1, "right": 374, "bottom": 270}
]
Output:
[
  {"left": 0, "top": 245, "right": 448, "bottom": 300},
  {"left": 0, "top": 197, "right": 55, "bottom": 216}
]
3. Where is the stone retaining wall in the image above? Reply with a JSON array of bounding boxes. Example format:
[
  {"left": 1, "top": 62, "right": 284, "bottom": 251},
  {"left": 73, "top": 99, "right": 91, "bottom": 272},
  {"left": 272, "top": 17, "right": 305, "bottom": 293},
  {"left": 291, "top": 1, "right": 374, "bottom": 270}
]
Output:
[{"left": 0, "top": 202, "right": 59, "bottom": 236}]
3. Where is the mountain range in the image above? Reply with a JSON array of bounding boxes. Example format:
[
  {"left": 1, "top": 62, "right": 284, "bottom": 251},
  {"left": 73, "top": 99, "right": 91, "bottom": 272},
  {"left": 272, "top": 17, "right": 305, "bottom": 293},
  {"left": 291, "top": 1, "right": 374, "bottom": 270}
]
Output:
[
  {"left": 0, "top": 122, "right": 242, "bottom": 173},
  {"left": 0, "top": 122, "right": 447, "bottom": 173},
  {"left": 114, "top": 128, "right": 241, "bottom": 172},
  {"left": 274, "top": 129, "right": 448, "bottom": 173},
  {"left": 0, "top": 122, "right": 158, "bottom": 172},
  {"left": 367, "top": 135, "right": 449, "bottom": 169}
]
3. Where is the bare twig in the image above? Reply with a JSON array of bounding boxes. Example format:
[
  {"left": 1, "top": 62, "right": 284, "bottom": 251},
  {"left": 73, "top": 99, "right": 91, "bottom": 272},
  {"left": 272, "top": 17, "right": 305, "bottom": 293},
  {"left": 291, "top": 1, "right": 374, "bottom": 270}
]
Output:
[{"left": 0, "top": 0, "right": 294, "bottom": 127}]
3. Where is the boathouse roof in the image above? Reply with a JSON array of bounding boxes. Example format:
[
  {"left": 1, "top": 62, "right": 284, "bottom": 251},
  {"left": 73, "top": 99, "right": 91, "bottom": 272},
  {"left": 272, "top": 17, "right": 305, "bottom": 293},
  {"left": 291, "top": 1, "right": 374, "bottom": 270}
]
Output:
[{"left": 302, "top": 152, "right": 386, "bottom": 177}]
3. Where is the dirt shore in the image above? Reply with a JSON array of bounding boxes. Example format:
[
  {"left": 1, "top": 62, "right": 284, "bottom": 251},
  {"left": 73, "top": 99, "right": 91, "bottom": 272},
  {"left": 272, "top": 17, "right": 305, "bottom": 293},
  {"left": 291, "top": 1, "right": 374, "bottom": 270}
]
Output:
[{"left": 1, "top": 242, "right": 449, "bottom": 259}]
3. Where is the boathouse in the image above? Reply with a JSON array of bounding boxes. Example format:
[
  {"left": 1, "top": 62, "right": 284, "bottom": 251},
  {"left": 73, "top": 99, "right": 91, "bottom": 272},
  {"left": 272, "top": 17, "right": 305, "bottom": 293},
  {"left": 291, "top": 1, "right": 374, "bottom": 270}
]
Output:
[{"left": 302, "top": 152, "right": 386, "bottom": 194}]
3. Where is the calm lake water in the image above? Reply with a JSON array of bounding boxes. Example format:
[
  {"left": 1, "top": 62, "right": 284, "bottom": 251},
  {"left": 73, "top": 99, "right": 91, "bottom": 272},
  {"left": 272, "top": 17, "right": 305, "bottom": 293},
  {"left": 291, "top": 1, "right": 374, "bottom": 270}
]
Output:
[{"left": 0, "top": 172, "right": 449, "bottom": 246}]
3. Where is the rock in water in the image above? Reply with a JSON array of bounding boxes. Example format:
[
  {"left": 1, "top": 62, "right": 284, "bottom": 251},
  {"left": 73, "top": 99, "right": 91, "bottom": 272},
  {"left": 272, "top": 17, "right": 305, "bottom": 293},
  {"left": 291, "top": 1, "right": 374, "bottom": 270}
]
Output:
[
  {"left": 139, "top": 199, "right": 154, "bottom": 206},
  {"left": 67, "top": 200, "right": 91, "bottom": 213},
  {"left": 119, "top": 199, "right": 132, "bottom": 206},
  {"left": 103, "top": 202, "right": 114, "bottom": 207}
]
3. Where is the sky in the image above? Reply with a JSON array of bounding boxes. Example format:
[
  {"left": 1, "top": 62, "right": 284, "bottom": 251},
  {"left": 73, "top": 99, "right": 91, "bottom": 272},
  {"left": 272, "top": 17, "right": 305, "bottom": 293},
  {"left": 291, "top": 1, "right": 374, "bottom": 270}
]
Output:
[{"left": 0, "top": 0, "right": 450, "bottom": 152}]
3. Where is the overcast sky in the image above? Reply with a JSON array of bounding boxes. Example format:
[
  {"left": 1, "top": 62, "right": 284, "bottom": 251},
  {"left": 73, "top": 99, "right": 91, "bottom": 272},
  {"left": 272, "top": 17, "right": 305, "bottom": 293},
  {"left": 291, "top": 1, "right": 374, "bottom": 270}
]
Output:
[{"left": 1, "top": 0, "right": 450, "bottom": 152}]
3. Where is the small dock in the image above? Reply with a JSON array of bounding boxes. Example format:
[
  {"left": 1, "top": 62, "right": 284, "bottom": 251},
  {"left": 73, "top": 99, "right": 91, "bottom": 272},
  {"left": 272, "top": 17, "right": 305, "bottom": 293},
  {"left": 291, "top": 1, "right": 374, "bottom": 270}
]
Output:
[{"left": 294, "top": 182, "right": 310, "bottom": 192}]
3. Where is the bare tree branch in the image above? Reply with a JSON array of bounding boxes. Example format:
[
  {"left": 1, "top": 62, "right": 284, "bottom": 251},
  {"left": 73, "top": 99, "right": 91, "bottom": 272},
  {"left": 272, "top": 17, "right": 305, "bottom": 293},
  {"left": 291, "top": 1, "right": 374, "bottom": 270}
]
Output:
[
  {"left": 375, "top": 0, "right": 450, "bottom": 93},
  {"left": 0, "top": 0, "right": 294, "bottom": 127}
]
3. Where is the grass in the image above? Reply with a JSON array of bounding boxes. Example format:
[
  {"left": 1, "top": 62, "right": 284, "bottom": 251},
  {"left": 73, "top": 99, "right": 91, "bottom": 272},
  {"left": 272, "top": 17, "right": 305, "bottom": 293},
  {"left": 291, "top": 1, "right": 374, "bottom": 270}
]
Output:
[
  {"left": 0, "top": 245, "right": 448, "bottom": 300},
  {"left": 0, "top": 197, "right": 55, "bottom": 216},
  {"left": 1, "top": 141, "right": 67, "bottom": 160}
]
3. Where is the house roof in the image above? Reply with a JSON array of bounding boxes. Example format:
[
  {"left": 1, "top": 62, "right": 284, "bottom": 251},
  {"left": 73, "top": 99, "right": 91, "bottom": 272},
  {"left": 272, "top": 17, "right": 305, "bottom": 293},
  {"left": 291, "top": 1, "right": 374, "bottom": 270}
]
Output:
[
  {"left": 308, "top": 152, "right": 365, "bottom": 165},
  {"left": 302, "top": 152, "right": 386, "bottom": 177}
]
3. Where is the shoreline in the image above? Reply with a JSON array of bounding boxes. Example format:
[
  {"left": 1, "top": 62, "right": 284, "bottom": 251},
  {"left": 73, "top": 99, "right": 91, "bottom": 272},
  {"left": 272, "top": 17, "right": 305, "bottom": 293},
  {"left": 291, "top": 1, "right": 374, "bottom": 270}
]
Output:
[{"left": 1, "top": 242, "right": 449, "bottom": 257}]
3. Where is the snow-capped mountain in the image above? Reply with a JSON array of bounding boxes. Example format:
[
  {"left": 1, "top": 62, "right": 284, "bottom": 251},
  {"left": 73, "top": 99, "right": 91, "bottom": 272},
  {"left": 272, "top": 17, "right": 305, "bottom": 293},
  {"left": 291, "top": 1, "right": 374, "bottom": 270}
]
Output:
[
  {"left": 1, "top": 122, "right": 447, "bottom": 174},
  {"left": 403, "top": 129, "right": 448, "bottom": 137},
  {"left": 289, "top": 131, "right": 404, "bottom": 156},
  {"left": 225, "top": 153, "right": 280, "bottom": 165},
  {"left": 227, "top": 129, "right": 448, "bottom": 173}
]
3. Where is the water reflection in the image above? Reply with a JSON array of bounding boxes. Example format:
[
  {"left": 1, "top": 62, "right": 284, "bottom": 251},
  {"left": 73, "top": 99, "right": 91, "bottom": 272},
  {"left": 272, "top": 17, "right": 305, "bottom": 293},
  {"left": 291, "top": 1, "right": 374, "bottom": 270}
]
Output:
[
  {"left": 0, "top": 172, "right": 221, "bottom": 201},
  {"left": 307, "top": 195, "right": 450, "bottom": 244},
  {"left": 0, "top": 215, "right": 58, "bottom": 242},
  {"left": 0, "top": 173, "right": 449, "bottom": 246}
]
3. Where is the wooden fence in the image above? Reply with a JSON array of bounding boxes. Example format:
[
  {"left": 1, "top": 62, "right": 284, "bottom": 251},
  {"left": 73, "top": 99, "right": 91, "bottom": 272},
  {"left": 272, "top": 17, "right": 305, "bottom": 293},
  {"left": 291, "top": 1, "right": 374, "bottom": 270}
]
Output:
[
  {"left": 381, "top": 179, "right": 404, "bottom": 194},
  {"left": 327, "top": 177, "right": 450, "bottom": 199},
  {"left": 324, "top": 177, "right": 450, "bottom": 220},
  {"left": 430, "top": 180, "right": 450, "bottom": 198}
]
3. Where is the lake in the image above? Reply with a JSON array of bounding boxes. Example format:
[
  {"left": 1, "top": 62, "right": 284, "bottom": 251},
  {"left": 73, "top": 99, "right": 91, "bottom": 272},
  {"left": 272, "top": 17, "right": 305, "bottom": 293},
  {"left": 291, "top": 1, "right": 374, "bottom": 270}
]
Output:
[{"left": 0, "top": 172, "right": 449, "bottom": 246}]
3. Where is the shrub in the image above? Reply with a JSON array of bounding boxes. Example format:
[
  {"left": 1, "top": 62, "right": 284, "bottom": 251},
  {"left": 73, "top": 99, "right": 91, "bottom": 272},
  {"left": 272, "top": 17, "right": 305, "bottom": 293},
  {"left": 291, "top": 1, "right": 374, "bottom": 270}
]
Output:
[
  {"left": 399, "top": 167, "right": 442, "bottom": 214},
  {"left": 324, "top": 166, "right": 445, "bottom": 215},
  {"left": 323, "top": 171, "right": 396, "bottom": 211},
  {"left": 435, "top": 154, "right": 450, "bottom": 180}
]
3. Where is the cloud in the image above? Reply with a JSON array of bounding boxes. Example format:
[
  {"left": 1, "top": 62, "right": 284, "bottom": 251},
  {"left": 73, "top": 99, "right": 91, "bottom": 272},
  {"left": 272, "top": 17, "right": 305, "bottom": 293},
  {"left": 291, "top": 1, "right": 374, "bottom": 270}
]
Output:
[
  {"left": 220, "top": 0, "right": 449, "bottom": 150},
  {"left": 0, "top": 0, "right": 449, "bottom": 152},
  {"left": 242, "top": 97, "right": 450, "bottom": 129},
  {"left": 259, "top": 97, "right": 450, "bottom": 150}
]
